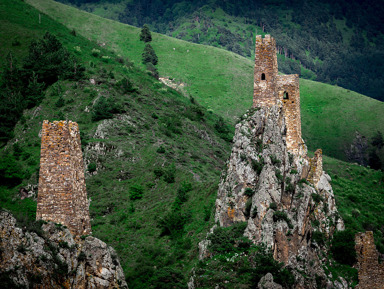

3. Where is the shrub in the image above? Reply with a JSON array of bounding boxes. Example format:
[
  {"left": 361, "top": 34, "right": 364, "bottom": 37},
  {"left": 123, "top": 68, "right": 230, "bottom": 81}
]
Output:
[
  {"left": 312, "top": 231, "right": 325, "bottom": 246},
  {"left": 163, "top": 164, "right": 176, "bottom": 183},
  {"left": 140, "top": 24, "right": 152, "bottom": 43},
  {"left": 87, "top": 162, "right": 96, "bottom": 173},
  {"left": 298, "top": 178, "right": 309, "bottom": 187},
  {"left": 351, "top": 208, "right": 360, "bottom": 218},
  {"left": 129, "top": 184, "right": 144, "bottom": 200},
  {"left": 275, "top": 169, "right": 283, "bottom": 183},
  {"left": 23, "top": 32, "right": 84, "bottom": 85},
  {"left": 59, "top": 241, "right": 70, "bottom": 249},
  {"left": 269, "top": 202, "right": 277, "bottom": 210},
  {"left": 244, "top": 199, "right": 252, "bottom": 217},
  {"left": 273, "top": 211, "right": 293, "bottom": 228},
  {"left": 158, "top": 210, "right": 190, "bottom": 238},
  {"left": 331, "top": 230, "right": 357, "bottom": 266},
  {"left": 312, "top": 193, "right": 324, "bottom": 204},
  {"left": 175, "top": 182, "right": 192, "bottom": 205},
  {"left": 270, "top": 155, "right": 281, "bottom": 166},
  {"left": 285, "top": 177, "right": 295, "bottom": 194},
  {"left": 251, "top": 207, "right": 258, "bottom": 218},
  {"left": 161, "top": 116, "right": 182, "bottom": 135},
  {"left": 153, "top": 168, "right": 163, "bottom": 178},
  {"left": 146, "top": 62, "right": 159, "bottom": 79},
  {"left": 244, "top": 188, "right": 255, "bottom": 197},
  {"left": 208, "top": 222, "right": 247, "bottom": 254},
  {"left": 78, "top": 251, "right": 86, "bottom": 261},
  {"left": 91, "top": 48, "right": 100, "bottom": 57},
  {"left": 142, "top": 44, "right": 158, "bottom": 65},
  {"left": 251, "top": 158, "right": 264, "bottom": 174},
  {"left": 0, "top": 154, "right": 24, "bottom": 187},
  {"left": 117, "top": 77, "right": 137, "bottom": 93},
  {"left": 91, "top": 96, "right": 121, "bottom": 121},
  {"left": 156, "top": 146, "right": 165, "bottom": 153}
]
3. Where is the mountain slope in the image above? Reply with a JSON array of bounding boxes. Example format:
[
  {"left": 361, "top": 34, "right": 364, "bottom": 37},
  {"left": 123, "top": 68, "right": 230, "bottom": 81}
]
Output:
[
  {"left": 25, "top": 0, "right": 384, "bottom": 163},
  {"left": 57, "top": 0, "right": 384, "bottom": 102},
  {"left": 2, "top": 1, "right": 384, "bottom": 288},
  {"left": 0, "top": 0, "right": 233, "bottom": 287}
]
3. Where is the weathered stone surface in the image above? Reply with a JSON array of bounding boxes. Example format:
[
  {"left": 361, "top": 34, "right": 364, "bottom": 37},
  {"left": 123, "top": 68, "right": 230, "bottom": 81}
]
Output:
[
  {"left": 258, "top": 273, "right": 283, "bottom": 289},
  {"left": 355, "top": 231, "right": 384, "bottom": 289},
  {"left": 37, "top": 120, "right": 91, "bottom": 236},
  {"left": 345, "top": 131, "right": 368, "bottom": 166},
  {"left": 0, "top": 210, "right": 127, "bottom": 289},
  {"left": 211, "top": 106, "right": 344, "bottom": 288},
  {"left": 195, "top": 34, "right": 348, "bottom": 289}
]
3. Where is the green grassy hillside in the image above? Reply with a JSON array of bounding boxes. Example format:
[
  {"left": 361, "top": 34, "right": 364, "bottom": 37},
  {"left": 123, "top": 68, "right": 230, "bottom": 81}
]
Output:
[
  {"left": 2, "top": 1, "right": 384, "bottom": 288},
  {"left": 0, "top": 0, "right": 233, "bottom": 287},
  {"left": 25, "top": 0, "right": 384, "bottom": 163}
]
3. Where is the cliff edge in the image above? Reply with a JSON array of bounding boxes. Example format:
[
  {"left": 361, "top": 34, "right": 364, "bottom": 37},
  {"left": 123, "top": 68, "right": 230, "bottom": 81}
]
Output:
[{"left": 0, "top": 210, "right": 127, "bottom": 289}]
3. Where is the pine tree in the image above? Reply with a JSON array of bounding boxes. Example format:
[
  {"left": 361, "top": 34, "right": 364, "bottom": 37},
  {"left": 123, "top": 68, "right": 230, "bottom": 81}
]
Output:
[
  {"left": 140, "top": 24, "right": 152, "bottom": 43},
  {"left": 142, "top": 43, "right": 158, "bottom": 66}
]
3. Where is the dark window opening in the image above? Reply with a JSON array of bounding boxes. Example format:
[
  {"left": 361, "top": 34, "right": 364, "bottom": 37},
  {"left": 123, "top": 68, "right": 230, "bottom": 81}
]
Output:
[
  {"left": 261, "top": 73, "right": 266, "bottom": 80},
  {"left": 283, "top": 92, "right": 289, "bottom": 99}
]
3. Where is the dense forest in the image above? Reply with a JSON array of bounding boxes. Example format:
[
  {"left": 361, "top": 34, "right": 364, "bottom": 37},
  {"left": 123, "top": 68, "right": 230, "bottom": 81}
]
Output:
[{"left": 58, "top": 0, "right": 384, "bottom": 102}]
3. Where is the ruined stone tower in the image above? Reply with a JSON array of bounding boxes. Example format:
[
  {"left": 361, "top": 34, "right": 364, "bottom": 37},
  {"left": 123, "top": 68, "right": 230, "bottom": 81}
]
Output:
[
  {"left": 253, "top": 35, "right": 278, "bottom": 107},
  {"left": 36, "top": 120, "right": 91, "bottom": 236},
  {"left": 253, "top": 35, "right": 303, "bottom": 154}
]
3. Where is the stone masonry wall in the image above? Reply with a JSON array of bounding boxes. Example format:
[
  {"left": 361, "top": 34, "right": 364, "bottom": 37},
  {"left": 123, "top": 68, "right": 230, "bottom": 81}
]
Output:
[
  {"left": 36, "top": 120, "right": 91, "bottom": 236},
  {"left": 253, "top": 35, "right": 278, "bottom": 108},
  {"left": 277, "top": 74, "right": 303, "bottom": 154},
  {"left": 253, "top": 35, "right": 304, "bottom": 155},
  {"left": 305, "top": 149, "right": 323, "bottom": 187},
  {"left": 355, "top": 231, "right": 384, "bottom": 289}
]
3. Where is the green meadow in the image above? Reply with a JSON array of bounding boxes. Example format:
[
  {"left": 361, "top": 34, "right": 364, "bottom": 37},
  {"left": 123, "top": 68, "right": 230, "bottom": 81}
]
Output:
[{"left": 24, "top": 0, "right": 384, "bottom": 162}]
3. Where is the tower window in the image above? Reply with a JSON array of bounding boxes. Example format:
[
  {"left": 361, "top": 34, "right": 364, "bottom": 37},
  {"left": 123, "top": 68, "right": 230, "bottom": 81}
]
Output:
[
  {"left": 261, "top": 73, "right": 266, "bottom": 80},
  {"left": 283, "top": 92, "right": 289, "bottom": 99}
]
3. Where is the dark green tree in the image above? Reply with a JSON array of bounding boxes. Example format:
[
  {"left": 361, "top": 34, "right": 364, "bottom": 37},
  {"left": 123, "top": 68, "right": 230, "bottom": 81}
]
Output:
[
  {"left": 142, "top": 43, "right": 158, "bottom": 65},
  {"left": 331, "top": 230, "right": 357, "bottom": 266},
  {"left": 23, "top": 32, "right": 84, "bottom": 86},
  {"left": 140, "top": 24, "right": 152, "bottom": 42},
  {"left": 372, "top": 131, "right": 384, "bottom": 149}
]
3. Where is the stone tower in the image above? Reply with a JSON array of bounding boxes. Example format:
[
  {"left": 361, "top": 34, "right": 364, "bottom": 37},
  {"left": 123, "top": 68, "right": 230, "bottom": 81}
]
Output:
[
  {"left": 253, "top": 35, "right": 303, "bottom": 154},
  {"left": 253, "top": 35, "right": 278, "bottom": 108},
  {"left": 36, "top": 120, "right": 91, "bottom": 236}
]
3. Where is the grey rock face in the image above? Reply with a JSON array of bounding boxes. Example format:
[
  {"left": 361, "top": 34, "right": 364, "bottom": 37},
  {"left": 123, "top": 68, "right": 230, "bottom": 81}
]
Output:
[
  {"left": 0, "top": 210, "right": 128, "bottom": 289},
  {"left": 211, "top": 105, "right": 345, "bottom": 288},
  {"left": 258, "top": 273, "right": 283, "bottom": 289}
]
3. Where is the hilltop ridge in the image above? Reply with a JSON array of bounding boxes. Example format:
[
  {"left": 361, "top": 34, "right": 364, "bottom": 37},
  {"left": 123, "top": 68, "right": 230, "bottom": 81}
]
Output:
[{"left": 24, "top": 0, "right": 384, "bottom": 163}]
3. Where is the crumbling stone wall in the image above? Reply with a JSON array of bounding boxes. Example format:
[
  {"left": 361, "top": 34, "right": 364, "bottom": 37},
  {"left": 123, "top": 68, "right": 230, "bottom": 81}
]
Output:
[
  {"left": 36, "top": 120, "right": 91, "bottom": 236},
  {"left": 277, "top": 75, "right": 303, "bottom": 153},
  {"left": 305, "top": 149, "right": 323, "bottom": 187},
  {"left": 253, "top": 35, "right": 303, "bottom": 153},
  {"left": 355, "top": 231, "right": 384, "bottom": 289}
]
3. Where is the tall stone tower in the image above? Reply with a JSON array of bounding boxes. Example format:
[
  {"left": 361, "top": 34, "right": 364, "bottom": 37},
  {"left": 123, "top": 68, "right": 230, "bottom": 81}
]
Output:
[
  {"left": 253, "top": 34, "right": 303, "bottom": 154},
  {"left": 253, "top": 34, "right": 278, "bottom": 108},
  {"left": 36, "top": 120, "right": 91, "bottom": 236}
]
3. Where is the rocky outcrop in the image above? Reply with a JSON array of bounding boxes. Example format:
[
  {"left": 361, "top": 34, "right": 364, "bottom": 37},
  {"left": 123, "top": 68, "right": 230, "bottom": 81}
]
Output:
[
  {"left": 258, "top": 273, "right": 283, "bottom": 289},
  {"left": 0, "top": 210, "right": 127, "bottom": 289},
  {"left": 211, "top": 104, "right": 344, "bottom": 288},
  {"left": 355, "top": 231, "right": 384, "bottom": 289},
  {"left": 345, "top": 131, "right": 368, "bottom": 166}
]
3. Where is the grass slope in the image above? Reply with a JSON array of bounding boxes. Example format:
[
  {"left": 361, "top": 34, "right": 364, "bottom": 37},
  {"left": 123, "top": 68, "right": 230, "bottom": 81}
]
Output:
[
  {"left": 323, "top": 155, "right": 384, "bottom": 253},
  {"left": 25, "top": 0, "right": 384, "bottom": 162},
  {"left": 2, "top": 1, "right": 384, "bottom": 287},
  {"left": 0, "top": 0, "right": 233, "bottom": 286}
]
